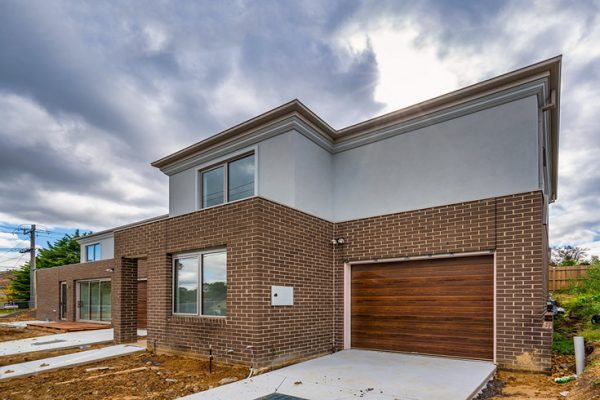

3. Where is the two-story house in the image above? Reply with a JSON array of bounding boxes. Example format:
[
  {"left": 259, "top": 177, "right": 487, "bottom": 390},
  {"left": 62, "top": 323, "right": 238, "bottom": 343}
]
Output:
[{"left": 37, "top": 56, "right": 561, "bottom": 372}]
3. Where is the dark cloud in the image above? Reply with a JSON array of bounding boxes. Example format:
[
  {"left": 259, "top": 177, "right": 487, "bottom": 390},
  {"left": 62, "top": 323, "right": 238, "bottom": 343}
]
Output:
[
  {"left": 0, "top": 0, "right": 381, "bottom": 233},
  {"left": 0, "top": 0, "right": 598, "bottom": 257}
]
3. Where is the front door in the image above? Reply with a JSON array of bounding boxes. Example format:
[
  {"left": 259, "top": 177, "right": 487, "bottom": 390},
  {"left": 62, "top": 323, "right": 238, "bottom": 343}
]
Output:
[
  {"left": 59, "top": 282, "right": 67, "bottom": 320},
  {"left": 78, "top": 280, "right": 111, "bottom": 322}
]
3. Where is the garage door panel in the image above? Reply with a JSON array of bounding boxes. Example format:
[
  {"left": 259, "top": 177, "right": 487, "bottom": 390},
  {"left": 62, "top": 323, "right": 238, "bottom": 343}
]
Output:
[
  {"left": 353, "top": 267, "right": 491, "bottom": 280},
  {"left": 352, "top": 295, "right": 494, "bottom": 309},
  {"left": 352, "top": 305, "right": 492, "bottom": 316},
  {"left": 352, "top": 276, "right": 493, "bottom": 289},
  {"left": 351, "top": 255, "right": 493, "bottom": 360},
  {"left": 352, "top": 286, "right": 492, "bottom": 297},
  {"left": 354, "top": 337, "right": 493, "bottom": 360},
  {"left": 352, "top": 328, "right": 494, "bottom": 345},
  {"left": 352, "top": 314, "right": 493, "bottom": 325},
  {"left": 351, "top": 321, "right": 493, "bottom": 338}
]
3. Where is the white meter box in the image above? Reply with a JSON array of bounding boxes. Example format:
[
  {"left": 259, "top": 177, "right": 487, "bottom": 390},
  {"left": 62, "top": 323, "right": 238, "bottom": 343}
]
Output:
[{"left": 271, "top": 285, "right": 294, "bottom": 306}]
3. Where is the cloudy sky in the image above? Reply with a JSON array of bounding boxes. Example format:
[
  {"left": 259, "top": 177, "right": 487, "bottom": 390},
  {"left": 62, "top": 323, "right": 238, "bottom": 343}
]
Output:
[{"left": 0, "top": 0, "right": 599, "bottom": 270}]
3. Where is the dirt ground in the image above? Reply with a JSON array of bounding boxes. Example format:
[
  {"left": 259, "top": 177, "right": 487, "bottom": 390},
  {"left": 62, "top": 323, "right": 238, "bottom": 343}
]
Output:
[
  {"left": 0, "top": 326, "right": 47, "bottom": 342},
  {"left": 0, "top": 350, "right": 249, "bottom": 400},
  {"left": 0, "top": 310, "right": 37, "bottom": 322},
  {"left": 487, "top": 351, "right": 600, "bottom": 399}
]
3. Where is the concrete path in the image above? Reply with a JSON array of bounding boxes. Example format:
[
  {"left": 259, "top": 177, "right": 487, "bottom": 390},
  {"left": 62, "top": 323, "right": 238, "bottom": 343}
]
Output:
[
  {"left": 0, "top": 320, "right": 46, "bottom": 328},
  {"left": 0, "top": 344, "right": 144, "bottom": 380},
  {"left": 0, "top": 328, "right": 147, "bottom": 357},
  {"left": 181, "top": 349, "right": 496, "bottom": 400}
]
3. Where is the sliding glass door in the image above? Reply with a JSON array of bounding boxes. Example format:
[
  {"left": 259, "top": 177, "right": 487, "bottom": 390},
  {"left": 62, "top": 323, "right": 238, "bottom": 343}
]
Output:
[{"left": 78, "top": 279, "right": 111, "bottom": 322}]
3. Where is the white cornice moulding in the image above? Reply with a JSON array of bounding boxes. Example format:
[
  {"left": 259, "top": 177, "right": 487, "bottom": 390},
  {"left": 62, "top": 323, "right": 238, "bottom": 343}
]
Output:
[{"left": 162, "top": 78, "right": 550, "bottom": 176}]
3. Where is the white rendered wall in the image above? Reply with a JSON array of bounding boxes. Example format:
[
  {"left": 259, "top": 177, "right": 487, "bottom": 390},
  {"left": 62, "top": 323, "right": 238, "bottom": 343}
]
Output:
[
  {"left": 167, "top": 95, "right": 541, "bottom": 222},
  {"left": 258, "top": 131, "right": 333, "bottom": 219},
  {"left": 332, "top": 96, "right": 540, "bottom": 221},
  {"left": 79, "top": 235, "right": 114, "bottom": 263}
]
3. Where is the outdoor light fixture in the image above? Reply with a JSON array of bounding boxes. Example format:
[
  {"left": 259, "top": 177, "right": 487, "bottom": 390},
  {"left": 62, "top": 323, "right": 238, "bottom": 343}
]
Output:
[
  {"left": 105, "top": 268, "right": 115, "bottom": 273},
  {"left": 331, "top": 237, "right": 345, "bottom": 245}
]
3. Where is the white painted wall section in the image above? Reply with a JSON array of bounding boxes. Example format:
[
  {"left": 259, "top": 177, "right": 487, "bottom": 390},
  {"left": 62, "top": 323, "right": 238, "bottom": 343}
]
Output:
[
  {"left": 166, "top": 95, "right": 541, "bottom": 222},
  {"left": 258, "top": 131, "right": 333, "bottom": 219},
  {"left": 169, "top": 167, "right": 197, "bottom": 216},
  {"left": 79, "top": 234, "right": 114, "bottom": 263},
  {"left": 333, "top": 96, "right": 540, "bottom": 221}
]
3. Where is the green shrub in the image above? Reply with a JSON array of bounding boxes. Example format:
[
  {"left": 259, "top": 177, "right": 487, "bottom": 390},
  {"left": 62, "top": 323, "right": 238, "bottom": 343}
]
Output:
[
  {"left": 567, "top": 264, "right": 600, "bottom": 295},
  {"left": 553, "top": 331, "right": 575, "bottom": 354}
]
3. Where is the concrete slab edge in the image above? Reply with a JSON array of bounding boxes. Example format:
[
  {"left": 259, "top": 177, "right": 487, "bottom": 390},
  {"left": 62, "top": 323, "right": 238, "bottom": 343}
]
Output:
[
  {"left": 0, "top": 345, "right": 145, "bottom": 381},
  {"left": 468, "top": 366, "right": 497, "bottom": 400},
  {"left": 0, "top": 339, "right": 115, "bottom": 358}
]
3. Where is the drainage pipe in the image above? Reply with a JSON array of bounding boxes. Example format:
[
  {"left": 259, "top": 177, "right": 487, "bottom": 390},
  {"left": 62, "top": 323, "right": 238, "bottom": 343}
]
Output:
[{"left": 574, "top": 336, "right": 585, "bottom": 376}]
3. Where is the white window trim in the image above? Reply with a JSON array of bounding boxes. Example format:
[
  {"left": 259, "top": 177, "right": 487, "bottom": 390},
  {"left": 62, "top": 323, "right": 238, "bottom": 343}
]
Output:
[
  {"left": 172, "top": 248, "right": 227, "bottom": 317},
  {"left": 195, "top": 146, "right": 258, "bottom": 211}
]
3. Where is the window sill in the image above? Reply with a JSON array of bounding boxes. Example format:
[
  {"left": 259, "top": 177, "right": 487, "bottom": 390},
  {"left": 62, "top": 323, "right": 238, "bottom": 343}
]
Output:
[{"left": 169, "top": 314, "right": 227, "bottom": 325}]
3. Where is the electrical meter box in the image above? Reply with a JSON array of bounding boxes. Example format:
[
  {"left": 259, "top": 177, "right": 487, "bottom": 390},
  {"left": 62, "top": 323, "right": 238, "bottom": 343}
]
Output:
[{"left": 271, "top": 285, "right": 294, "bottom": 306}]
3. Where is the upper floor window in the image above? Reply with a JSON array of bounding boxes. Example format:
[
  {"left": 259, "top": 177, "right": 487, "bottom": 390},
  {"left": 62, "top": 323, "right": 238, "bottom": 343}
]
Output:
[
  {"left": 86, "top": 243, "right": 101, "bottom": 262},
  {"left": 200, "top": 153, "right": 255, "bottom": 209}
]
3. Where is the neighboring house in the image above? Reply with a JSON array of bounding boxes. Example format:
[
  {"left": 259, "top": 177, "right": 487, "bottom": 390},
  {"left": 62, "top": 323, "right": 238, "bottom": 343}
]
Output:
[{"left": 36, "top": 56, "right": 561, "bottom": 372}]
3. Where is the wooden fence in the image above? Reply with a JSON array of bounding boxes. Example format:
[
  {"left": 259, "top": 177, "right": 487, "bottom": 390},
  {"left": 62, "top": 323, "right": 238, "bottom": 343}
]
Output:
[{"left": 549, "top": 265, "right": 590, "bottom": 291}]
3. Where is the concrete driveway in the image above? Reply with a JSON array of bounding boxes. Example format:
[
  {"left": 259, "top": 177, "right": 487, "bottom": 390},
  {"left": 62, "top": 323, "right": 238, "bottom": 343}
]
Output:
[{"left": 181, "top": 349, "right": 496, "bottom": 400}]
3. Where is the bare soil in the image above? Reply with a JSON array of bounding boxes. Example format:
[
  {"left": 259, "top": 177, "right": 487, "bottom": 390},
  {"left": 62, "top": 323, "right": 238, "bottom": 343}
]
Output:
[
  {"left": 0, "top": 310, "right": 37, "bottom": 322},
  {"left": 0, "top": 350, "right": 248, "bottom": 400},
  {"left": 488, "top": 351, "right": 600, "bottom": 399},
  {"left": 0, "top": 326, "right": 47, "bottom": 342}
]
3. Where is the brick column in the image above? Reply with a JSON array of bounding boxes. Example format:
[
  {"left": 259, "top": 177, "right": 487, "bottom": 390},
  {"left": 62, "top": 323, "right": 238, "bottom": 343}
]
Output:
[
  {"left": 495, "top": 192, "right": 552, "bottom": 372},
  {"left": 113, "top": 257, "right": 138, "bottom": 343}
]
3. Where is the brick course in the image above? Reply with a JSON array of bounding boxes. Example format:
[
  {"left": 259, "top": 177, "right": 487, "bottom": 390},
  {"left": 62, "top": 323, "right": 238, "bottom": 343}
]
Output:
[
  {"left": 37, "top": 191, "right": 551, "bottom": 371},
  {"left": 334, "top": 191, "right": 551, "bottom": 371},
  {"left": 36, "top": 259, "right": 148, "bottom": 323},
  {"left": 36, "top": 259, "right": 114, "bottom": 322}
]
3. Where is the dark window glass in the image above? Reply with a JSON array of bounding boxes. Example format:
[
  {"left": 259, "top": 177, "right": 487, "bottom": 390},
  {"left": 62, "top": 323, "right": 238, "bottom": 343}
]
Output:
[
  {"left": 202, "top": 166, "right": 224, "bottom": 208},
  {"left": 228, "top": 154, "right": 255, "bottom": 202},
  {"left": 86, "top": 243, "right": 101, "bottom": 261}
]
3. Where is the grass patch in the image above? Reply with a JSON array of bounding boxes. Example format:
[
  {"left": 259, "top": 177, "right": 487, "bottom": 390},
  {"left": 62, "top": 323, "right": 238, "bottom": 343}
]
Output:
[
  {"left": 553, "top": 331, "right": 575, "bottom": 354},
  {"left": 553, "top": 263, "right": 600, "bottom": 354}
]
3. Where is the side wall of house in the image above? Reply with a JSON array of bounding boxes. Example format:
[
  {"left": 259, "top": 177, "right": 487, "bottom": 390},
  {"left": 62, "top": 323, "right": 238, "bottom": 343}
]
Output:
[
  {"left": 168, "top": 95, "right": 542, "bottom": 224},
  {"left": 36, "top": 259, "right": 115, "bottom": 322},
  {"left": 334, "top": 191, "right": 551, "bottom": 372},
  {"left": 115, "top": 197, "right": 336, "bottom": 367},
  {"left": 36, "top": 259, "right": 148, "bottom": 322},
  {"left": 79, "top": 235, "right": 115, "bottom": 263},
  {"left": 333, "top": 96, "right": 540, "bottom": 221},
  {"left": 253, "top": 199, "right": 334, "bottom": 366},
  {"left": 115, "top": 199, "right": 262, "bottom": 364}
]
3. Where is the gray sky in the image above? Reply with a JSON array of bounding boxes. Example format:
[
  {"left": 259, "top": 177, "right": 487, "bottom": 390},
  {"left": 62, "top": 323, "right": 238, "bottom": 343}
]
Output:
[{"left": 1, "top": 0, "right": 599, "bottom": 268}]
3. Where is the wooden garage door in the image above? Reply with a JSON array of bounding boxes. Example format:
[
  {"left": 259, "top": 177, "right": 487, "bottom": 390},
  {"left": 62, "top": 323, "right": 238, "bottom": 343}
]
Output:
[
  {"left": 137, "top": 280, "right": 148, "bottom": 329},
  {"left": 351, "top": 255, "right": 493, "bottom": 360}
]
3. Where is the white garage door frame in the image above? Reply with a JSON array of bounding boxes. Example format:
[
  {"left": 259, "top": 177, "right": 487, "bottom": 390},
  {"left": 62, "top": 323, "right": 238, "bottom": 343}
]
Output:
[{"left": 343, "top": 250, "right": 497, "bottom": 364}]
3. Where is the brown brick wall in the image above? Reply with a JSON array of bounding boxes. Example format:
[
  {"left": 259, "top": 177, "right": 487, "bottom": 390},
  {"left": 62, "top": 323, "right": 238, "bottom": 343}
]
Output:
[
  {"left": 334, "top": 191, "right": 551, "bottom": 371},
  {"left": 36, "top": 257, "right": 148, "bottom": 323},
  {"left": 37, "top": 191, "right": 550, "bottom": 371},
  {"left": 114, "top": 197, "right": 335, "bottom": 367},
  {"left": 36, "top": 259, "right": 115, "bottom": 321}
]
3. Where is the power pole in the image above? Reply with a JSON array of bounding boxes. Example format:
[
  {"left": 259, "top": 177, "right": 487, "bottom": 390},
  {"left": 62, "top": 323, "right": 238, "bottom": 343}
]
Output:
[{"left": 29, "top": 224, "right": 36, "bottom": 309}]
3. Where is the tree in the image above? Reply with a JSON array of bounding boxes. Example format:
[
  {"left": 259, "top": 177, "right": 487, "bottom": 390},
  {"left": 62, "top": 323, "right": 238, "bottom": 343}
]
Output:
[
  {"left": 8, "top": 231, "right": 83, "bottom": 302},
  {"left": 552, "top": 245, "right": 588, "bottom": 266}
]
